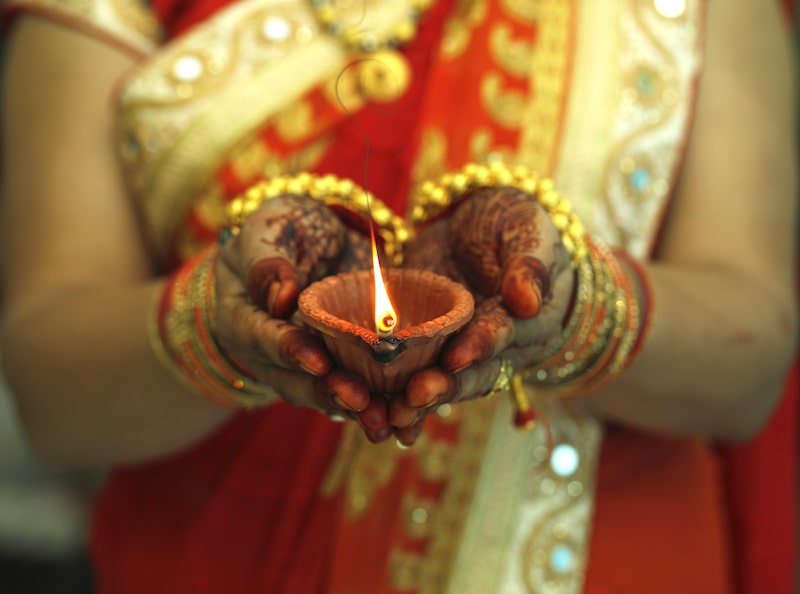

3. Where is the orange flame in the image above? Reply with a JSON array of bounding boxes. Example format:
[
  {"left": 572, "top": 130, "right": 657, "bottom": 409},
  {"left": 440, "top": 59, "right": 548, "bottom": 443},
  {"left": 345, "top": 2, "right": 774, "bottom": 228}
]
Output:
[{"left": 371, "top": 232, "right": 397, "bottom": 337}]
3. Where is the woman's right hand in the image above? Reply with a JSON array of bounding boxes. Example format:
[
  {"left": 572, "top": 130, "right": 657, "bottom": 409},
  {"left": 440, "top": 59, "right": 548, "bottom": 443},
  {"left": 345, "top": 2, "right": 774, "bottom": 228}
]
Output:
[{"left": 214, "top": 194, "right": 392, "bottom": 442}]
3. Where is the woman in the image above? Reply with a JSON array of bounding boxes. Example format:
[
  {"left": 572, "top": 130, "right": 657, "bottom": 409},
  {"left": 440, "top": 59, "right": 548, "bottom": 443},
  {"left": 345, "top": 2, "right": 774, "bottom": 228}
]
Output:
[{"left": 0, "top": 0, "right": 796, "bottom": 592}]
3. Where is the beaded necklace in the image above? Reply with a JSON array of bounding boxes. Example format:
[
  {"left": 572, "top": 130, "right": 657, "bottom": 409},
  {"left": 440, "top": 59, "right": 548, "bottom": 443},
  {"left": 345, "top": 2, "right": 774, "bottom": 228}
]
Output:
[{"left": 310, "top": 0, "right": 435, "bottom": 102}]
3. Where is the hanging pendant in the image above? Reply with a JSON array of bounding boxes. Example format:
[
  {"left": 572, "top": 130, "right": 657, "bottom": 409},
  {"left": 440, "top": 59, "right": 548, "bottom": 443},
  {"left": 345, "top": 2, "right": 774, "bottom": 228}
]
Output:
[{"left": 357, "top": 50, "right": 411, "bottom": 103}]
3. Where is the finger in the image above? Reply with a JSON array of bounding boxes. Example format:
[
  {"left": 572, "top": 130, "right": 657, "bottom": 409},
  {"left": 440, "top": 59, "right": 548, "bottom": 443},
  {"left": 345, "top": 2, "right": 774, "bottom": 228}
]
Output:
[
  {"left": 247, "top": 257, "right": 304, "bottom": 318},
  {"left": 224, "top": 197, "right": 345, "bottom": 317},
  {"left": 439, "top": 297, "right": 515, "bottom": 373},
  {"left": 364, "top": 426, "right": 393, "bottom": 444},
  {"left": 316, "top": 369, "right": 370, "bottom": 412},
  {"left": 392, "top": 369, "right": 457, "bottom": 428},
  {"left": 356, "top": 396, "right": 390, "bottom": 432},
  {"left": 388, "top": 396, "right": 419, "bottom": 429},
  {"left": 245, "top": 365, "right": 341, "bottom": 416},
  {"left": 405, "top": 368, "right": 456, "bottom": 408},
  {"left": 501, "top": 253, "right": 546, "bottom": 318},
  {"left": 224, "top": 204, "right": 308, "bottom": 316},
  {"left": 449, "top": 357, "right": 509, "bottom": 403},
  {"left": 394, "top": 416, "right": 426, "bottom": 446}
]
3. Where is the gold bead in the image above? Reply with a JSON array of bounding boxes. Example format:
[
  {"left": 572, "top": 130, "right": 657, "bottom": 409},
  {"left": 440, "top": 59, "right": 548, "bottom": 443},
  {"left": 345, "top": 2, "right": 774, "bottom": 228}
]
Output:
[
  {"left": 569, "top": 220, "right": 585, "bottom": 238},
  {"left": 431, "top": 186, "right": 448, "bottom": 204},
  {"left": 561, "top": 235, "right": 576, "bottom": 255},
  {"left": 450, "top": 173, "right": 468, "bottom": 193},
  {"left": 540, "top": 189, "right": 560, "bottom": 209},
  {"left": 286, "top": 178, "right": 305, "bottom": 195},
  {"left": 555, "top": 199, "right": 573, "bottom": 214},
  {"left": 315, "top": 6, "right": 335, "bottom": 25},
  {"left": 393, "top": 20, "right": 416, "bottom": 44},
  {"left": 551, "top": 213, "right": 569, "bottom": 231}
]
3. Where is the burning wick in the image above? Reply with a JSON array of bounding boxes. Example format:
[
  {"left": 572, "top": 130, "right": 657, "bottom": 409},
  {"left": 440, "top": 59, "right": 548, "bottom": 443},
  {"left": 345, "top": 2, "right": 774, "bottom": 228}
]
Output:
[{"left": 371, "top": 228, "right": 398, "bottom": 338}]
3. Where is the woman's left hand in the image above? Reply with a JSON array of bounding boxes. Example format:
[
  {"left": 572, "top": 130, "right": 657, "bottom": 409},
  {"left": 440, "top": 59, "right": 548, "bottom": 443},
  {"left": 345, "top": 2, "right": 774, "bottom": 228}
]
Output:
[{"left": 390, "top": 187, "right": 575, "bottom": 444}]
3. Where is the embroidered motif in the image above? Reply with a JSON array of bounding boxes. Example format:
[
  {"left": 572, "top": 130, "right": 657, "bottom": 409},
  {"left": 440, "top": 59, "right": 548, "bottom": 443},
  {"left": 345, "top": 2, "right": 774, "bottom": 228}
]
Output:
[
  {"left": 469, "top": 128, "right": 517, "bottom": 165},
  {"left": 517, "top": 0, "right": 573, "bottom": 176},
  {"left": 480, "top": 72, "right": 527, "bottom": 129},
  {"left": 489, "top": 23, "right": 534, "bottom": 79},
  {"left": 499, "top": 0, "right": 538, "bottom": 24},
  {"left": 511, "top": 392, "right": 599, "bottom": 594},
  {"left": 596, "top": 0, "right": 703, "bottom": 255},
  {"left": 440, "top": 0, "right": 488, "bottom": 60},
  {"left": 116, "top": 0, "right": 347, "bottom": 262}
]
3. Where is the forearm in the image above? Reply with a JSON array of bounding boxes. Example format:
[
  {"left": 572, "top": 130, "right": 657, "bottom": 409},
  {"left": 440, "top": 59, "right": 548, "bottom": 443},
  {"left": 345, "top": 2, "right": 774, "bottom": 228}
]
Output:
[
  {"left": 0, "top": 281, "right": 233, "bottom": 469},
  {"left": 586, "top": 262, "right": 797, "bottom": 441}
]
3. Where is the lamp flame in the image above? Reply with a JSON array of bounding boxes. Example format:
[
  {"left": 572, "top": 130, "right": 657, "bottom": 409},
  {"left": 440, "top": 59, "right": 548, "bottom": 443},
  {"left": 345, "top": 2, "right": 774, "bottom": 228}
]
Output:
[{"left": 371, "top": 233, "right": 397, "bottom": 338}]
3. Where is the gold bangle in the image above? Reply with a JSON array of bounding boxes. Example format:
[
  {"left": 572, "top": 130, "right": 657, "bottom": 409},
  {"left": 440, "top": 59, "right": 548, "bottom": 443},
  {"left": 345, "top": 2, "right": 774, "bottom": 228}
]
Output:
[
  {"left": 409, "top": 162, "right": 588, "bottom": 266},
  {"left": 225, "top": 173, "right": 413, "bottom": 266},
  {"left": 150, "top": 246, "right": 278, "bottom": 409},
  {"left": 521, "top": 238, "right": 646, "bottom": 396}
]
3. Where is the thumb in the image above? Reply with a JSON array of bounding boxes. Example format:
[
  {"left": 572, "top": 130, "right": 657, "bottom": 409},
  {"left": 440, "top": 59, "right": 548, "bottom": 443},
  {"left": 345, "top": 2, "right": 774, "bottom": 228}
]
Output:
[
  {"left": 501, "top": 253, "right": 549, "bottom": 319},
  {"left": 247, "top": 257, "right": 306, "bottom": 318}
]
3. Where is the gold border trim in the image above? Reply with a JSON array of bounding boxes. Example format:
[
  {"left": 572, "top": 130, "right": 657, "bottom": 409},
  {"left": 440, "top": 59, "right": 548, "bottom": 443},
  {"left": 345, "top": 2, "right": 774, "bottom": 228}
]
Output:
[{"left": 517, "top": 0, "right": 574, "bottom": 176}]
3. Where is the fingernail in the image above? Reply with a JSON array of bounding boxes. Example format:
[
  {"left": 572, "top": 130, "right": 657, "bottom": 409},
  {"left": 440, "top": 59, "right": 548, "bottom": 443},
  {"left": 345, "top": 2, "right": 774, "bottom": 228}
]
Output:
[
  {"left": 366, "top": 428, "right": 391, "bottom": 443},
  {"left": 266, "top": 283, "right": 281, "bottom": 313}
]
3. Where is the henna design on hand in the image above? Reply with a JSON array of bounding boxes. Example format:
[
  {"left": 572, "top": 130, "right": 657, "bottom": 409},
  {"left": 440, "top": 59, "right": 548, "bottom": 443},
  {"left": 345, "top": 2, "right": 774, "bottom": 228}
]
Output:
[
  {"left": 245, "top": 195, "right": 346, "bottom": 316},
  {"left": 449, "top": 187, "right": 555, "bottom": 317}
]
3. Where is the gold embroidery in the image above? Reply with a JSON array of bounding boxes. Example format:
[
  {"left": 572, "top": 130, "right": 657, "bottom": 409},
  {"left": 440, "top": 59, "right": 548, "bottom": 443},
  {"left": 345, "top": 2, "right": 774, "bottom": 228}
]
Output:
[
  {"left": 598, "top": 0, "right": 702, "bottom": 254},
  {"left": 344, "top": 434, "right": 399, "bottom": 519},
  {"left": 469, "top": 127, "right": 517, "bottom": 164},
  {"left": 409, "top": 127, "right": 449, "bottom": 211},
  {"left": 499, "top": 0, "right": 538, "bottom": 24},
  {"left": 416, "top": 438, "right": 455, "bottom": 482},
  {"left": 480, "top": 71, "right": 527, "bottom": 130},
  {"left": 109, "top": 0, "right": 159, "bottom": 41},
  {"left": 438, "top": 392, "right": 600, "bottom": 594},
  {"left": 515, "top": 391, "right": 599, "bottom": 594},
  {"left": 228, "top": 136, "right": 273, "bottom": 182},
  {"left": 194, "top": 187, "right": 228, "bottom": 230},
  {"left": 440, "top": 0, "right": 488, "bottom": 60},
  {"left": 489, "top": 23, "right": 534, "bottom": 79},
  {"left": 390, "top": 548, "right": 424, "bottom": 591},
  {"left": 402, "top": 492, "right": 436, "bottom": 540},
  {"left": 517, "top": 0, "right": 572, "bottom": 176},
  {"left": 274, "top": 99, "right": 316, "bottom": 142},
  {"left": 322, "top": 64, "right": 366, "bottom": 114},
  {"left": 118, "top": 0, "right": 349, "bottom": 261},
  {"left": 417, "top": 398, "right": 496, "bottom": 594},
  {"left": 618, "top": 153, "right": 669, "bottom": 203}
]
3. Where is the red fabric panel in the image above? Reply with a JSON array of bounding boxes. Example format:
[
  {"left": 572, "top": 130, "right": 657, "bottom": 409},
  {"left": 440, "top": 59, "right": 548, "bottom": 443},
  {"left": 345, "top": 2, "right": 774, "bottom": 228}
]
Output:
[
  {"left": 584, "top": 431, "right": 734, "bottom": 594},
  {"left": 149, "top": 0, "right": 231, "bottom": 38},
  {"left": 720, "top": 362, "right": 798, "bottom": 594},
  {"left": 91, "top": 405, "right": 345, "bottom": 594}
]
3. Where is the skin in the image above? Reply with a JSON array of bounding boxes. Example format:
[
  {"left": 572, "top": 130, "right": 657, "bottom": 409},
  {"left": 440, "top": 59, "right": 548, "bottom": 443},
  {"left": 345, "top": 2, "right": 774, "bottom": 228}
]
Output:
[{"left": 0, "top": 0, "right": 797, "bottom": 468}]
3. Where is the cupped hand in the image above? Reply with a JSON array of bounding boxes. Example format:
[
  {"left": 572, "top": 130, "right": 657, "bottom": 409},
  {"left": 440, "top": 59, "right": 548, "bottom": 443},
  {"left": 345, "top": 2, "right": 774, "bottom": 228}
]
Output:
[
  {"left": 391, "top": 187, "right": 575, "bottom": 443},
  {"left": 214, "top": 194, "right": 391, "bottom": 441}
]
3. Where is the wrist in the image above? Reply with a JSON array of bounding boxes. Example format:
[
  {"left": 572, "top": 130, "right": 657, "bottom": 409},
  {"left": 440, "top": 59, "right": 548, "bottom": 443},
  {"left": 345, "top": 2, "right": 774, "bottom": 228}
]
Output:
[{"left": 148, "top": 245, "right": 278, "bottom": 409}]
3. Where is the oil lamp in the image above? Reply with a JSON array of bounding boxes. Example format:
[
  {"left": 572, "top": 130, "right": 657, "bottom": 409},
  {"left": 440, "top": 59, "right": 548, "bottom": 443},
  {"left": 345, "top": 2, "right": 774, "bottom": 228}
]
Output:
[{"left": 297, "top": 245, "right": 474, "bottom": 394}]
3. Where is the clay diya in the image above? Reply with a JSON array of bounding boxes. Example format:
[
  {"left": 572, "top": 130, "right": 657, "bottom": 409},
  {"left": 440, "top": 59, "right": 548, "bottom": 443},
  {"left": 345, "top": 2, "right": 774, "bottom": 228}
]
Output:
[{"left": 297, "top": 269, "right": 474, "bottom": 394}]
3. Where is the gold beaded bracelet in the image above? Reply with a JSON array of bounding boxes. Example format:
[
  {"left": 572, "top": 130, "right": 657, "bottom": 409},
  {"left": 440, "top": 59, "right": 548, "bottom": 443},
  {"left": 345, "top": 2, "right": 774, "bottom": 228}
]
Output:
[
  {"left": 224, "top": 173, "right": 413, "bottom": 267},
  {"left": 409, "top": 162, "right": 588, "bottom": 266}
]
